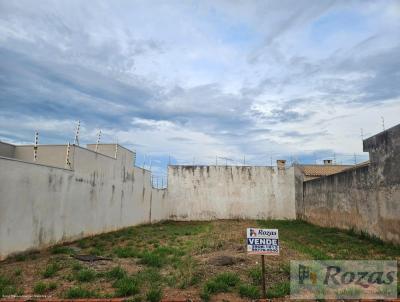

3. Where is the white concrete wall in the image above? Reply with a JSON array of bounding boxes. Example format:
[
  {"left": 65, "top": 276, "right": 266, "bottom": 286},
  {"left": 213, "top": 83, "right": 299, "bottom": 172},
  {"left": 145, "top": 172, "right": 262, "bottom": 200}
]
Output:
[
  {"left": 0, "top": 145, "right": 165, "bottom": 260},
  {"left": 167, "top": 165, "right": 297, "bottom": 220},
  {"left": 0, "top": 141, "right": 15, "bottom": 158},
  {"left": 14, "top": 145, "right": 70, "bottom": 169},
  {"left": 0, "top": 142, "right": 300, "bottom": 259}
]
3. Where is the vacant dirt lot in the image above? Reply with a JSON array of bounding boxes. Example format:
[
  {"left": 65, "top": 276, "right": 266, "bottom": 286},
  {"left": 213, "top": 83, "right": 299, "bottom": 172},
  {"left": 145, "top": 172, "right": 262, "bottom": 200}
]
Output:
[{"left": 1, "top": 220, "right": 399, "bottom": 301}]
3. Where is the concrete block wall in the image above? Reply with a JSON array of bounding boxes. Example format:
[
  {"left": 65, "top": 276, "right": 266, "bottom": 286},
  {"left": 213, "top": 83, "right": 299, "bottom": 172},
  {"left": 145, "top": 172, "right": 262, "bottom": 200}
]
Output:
[
  {"left": 167, "top": 165, "right": 299, "bottom": 220},
  {"left": 300, "top": 123, "right": 400, "bottom": 244}
]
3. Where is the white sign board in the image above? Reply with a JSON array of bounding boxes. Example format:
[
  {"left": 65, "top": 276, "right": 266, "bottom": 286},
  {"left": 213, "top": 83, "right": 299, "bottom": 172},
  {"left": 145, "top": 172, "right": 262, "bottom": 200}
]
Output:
[{"left": 247, "top": 228, "right": 279, "bottom": 255}]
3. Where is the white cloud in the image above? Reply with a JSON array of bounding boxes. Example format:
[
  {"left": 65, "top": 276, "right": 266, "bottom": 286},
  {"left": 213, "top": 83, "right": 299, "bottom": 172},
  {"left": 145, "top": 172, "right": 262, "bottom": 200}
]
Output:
[{"left": 0, "top": 0, "right": 399, "bottom": 171}]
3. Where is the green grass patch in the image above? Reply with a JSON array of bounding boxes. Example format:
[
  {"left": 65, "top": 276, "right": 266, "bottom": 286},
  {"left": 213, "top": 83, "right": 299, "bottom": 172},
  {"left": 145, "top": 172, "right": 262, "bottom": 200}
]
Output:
[
  {"left": 51, "top": 246, "right": 75, "bottom": 255},
  {"left": 106, "top": 266, "right": 127, "bottom": 280},
  {"left": 146, "top": 287, "right": 162, "bottom": 302},
  {"left": 257, "top": 219, "right": 400, "bottom": 259},
  {"left": 201, "top": 272, "right": 240, "bottom": 301},
  {"left": 65, "top": 287, "right": 97, "bottom": 298},
  {"left": 136, "top": 268, "right": 163, "bottom": 285},
  {"left": 14, "top": 269, "right": 22, "bottom": 277},
  {"left": 75, "top": 268, "right": 96, "bottom": 282},
  {"left": 42, "top": 263, "right": 61, "bottom": 278},
  {"left": 72, "top": 261, "right": 83, "bottom": 271},
  {"left": 33, "top": 282, "right": 56, "bottom": 294},
  {"left": 266, "top": 281, "right": 290, "bottom": 298},
  {"left": 33, "top": 282, "right": 47, "bottom": 294},
  {"left": 139, "top": 251, "right": 163, "bottom": 267},
  {"left": 171, "top": 256, "right": 201, "bottom": 288},
  {"left": 114, "top": 246, "right": 139, "bottom": 258},
  {"left": 238, "top": 284, "right": 260, "bottom": 299},
  {"left": 113, "top": 277, "right": 140, "bottom": 297},
  {"left": 0, "top": 275, "right": 17, "bottom": 298},
  {"left": 139, "top": 245, "right": 185, "bottom": 268},
  {"left": 248, "top": 266, "right": 262, "bottom": 285}
]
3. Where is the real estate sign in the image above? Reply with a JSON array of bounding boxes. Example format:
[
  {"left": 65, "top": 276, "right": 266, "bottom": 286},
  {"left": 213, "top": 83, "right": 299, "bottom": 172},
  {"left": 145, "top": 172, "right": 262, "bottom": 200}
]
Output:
[{"left": 246, "top": 228, "right": 279, "bottom": 255}]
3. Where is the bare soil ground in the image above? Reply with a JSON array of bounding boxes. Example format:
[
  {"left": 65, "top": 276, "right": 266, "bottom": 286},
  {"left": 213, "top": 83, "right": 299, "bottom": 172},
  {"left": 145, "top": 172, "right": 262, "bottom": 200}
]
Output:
[{"left": 1, "top": 220, "right": 399, "bottom": 301}]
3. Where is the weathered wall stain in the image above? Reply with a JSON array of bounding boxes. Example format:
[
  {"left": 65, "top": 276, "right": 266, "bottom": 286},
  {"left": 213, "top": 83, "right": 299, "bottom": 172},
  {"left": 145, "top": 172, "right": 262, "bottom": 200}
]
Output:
[
  {"left": 167, "top": 165, "right": 299, "bottom": 220},
  {"left": 0, "top": 144, "right": 168, "bottom": 260}
]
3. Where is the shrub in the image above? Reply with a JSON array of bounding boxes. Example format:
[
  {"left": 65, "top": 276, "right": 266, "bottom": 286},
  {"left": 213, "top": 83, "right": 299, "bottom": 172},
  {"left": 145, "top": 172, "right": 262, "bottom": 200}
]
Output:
[
  {"left": 238, "top": 284, "right": 260, "bottom": 299},
  {"left": 146, "top": 287, "right": 162, "bottom": 302}
]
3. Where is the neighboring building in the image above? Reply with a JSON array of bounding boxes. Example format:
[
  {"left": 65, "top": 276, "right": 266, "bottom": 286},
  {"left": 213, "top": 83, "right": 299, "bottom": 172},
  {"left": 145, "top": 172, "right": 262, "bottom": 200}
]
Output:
[{"left": 299, "top": 160, "right": 353, "bottom": 181}]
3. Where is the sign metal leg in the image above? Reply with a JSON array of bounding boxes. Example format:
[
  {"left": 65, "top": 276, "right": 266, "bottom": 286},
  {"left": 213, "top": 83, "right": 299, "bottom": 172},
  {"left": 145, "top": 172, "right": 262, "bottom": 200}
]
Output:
[{"left": 261, "top": 254, "right": 266, "bottom": 298}]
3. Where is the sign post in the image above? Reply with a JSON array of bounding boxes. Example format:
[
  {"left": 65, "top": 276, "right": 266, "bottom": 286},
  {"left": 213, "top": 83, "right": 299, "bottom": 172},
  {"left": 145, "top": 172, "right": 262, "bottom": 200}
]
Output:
[{"left": 247, "top": 228, "right": 279, "bottom": 299}]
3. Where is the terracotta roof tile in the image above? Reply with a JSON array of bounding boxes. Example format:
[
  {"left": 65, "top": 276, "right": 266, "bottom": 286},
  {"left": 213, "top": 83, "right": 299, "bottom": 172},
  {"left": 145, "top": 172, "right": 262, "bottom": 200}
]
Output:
[{"left": 299, "top": 164, "right": 353, "bottom": 177}]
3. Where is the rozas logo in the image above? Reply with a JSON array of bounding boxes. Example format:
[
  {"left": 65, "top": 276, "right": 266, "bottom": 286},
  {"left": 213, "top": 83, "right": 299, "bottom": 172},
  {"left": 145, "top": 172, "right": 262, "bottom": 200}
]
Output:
[
  {"left": 258, "top": 229, "right": 277, "bottom": 236},
  {"left": 290, "top": 260, "right": 398, "bottom": 300}
]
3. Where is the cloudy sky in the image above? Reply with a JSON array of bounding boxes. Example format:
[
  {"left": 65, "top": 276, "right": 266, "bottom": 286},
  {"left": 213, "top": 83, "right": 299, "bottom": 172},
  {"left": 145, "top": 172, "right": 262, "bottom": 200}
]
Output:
[{"left": 0, "top": 0, "right": 399, "bottom": 175}]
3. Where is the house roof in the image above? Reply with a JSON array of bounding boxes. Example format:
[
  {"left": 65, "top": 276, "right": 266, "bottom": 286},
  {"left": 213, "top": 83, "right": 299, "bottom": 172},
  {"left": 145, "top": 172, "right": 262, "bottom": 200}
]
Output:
[{"left": 299, "top": 164, "right": 353, "bottom": 177}]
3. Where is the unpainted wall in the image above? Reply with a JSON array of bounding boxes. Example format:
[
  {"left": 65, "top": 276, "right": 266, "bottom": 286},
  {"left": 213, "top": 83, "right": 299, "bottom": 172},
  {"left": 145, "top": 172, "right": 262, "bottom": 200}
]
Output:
[
  {"left": 0, "top": 144, "right": 165, "bottom": 260},
  {"left": 0, "top": 142, "right": 15, "bottom": 158},
  {"left": 167, "top": 165, "right": 298, "bottom": 220},
  {"left": 300, "top": 124, "right": 400, "bottom": 244}
]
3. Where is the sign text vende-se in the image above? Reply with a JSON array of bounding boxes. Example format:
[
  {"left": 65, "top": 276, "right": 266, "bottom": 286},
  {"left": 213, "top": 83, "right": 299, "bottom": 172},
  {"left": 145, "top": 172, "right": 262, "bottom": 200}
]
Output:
[{"left": 247, "top": 228, "right": 279, "bottom": 255}]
